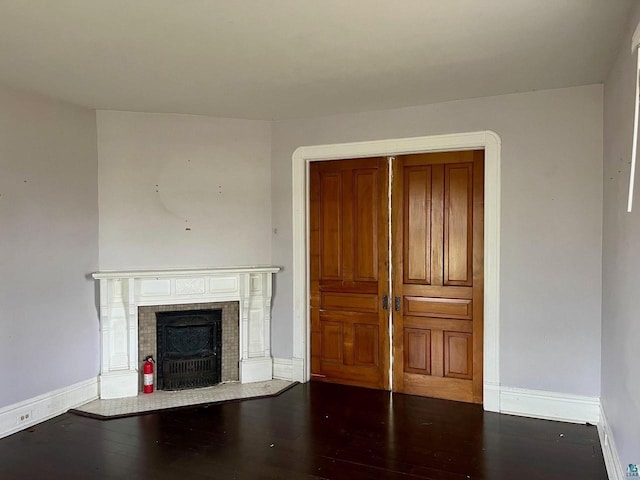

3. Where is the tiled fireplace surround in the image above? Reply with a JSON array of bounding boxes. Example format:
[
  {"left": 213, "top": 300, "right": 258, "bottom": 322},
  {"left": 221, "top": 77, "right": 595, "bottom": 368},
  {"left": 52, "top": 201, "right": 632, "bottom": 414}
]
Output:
[
  {"left": 93, "top": 267, "right": 279, "bottom": 399},
  {"left": 137, "top": 301, "right": 240, "bottom": 390}
]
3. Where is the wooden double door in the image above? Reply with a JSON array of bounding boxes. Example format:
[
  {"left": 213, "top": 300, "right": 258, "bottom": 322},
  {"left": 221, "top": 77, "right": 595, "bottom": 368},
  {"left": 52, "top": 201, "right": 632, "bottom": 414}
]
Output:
[{"left": 310, "top": 150, "right": 484, "bottom": 403}]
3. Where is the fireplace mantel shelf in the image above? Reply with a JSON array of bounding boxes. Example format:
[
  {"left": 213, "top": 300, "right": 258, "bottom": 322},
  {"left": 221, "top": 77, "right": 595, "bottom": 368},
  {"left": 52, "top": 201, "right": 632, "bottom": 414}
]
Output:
[
  {"left": 93, "top": 265, "right": 280, "bottom": 279},
  {"left": 93, "top": 265, "right": 280, "bottom": 399}
]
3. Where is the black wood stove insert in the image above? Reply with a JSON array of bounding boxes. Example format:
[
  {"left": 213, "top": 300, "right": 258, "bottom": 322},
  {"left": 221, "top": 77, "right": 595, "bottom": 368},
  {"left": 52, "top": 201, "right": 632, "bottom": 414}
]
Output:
[{"left": 155, "top": 309, "right": 222, "bottom": 390}]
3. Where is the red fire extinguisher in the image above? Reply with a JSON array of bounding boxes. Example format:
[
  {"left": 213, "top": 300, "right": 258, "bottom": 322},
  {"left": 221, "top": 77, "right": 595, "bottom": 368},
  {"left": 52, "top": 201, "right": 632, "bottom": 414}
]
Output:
[{"left": 143, "top": 356, "right": 155, "bottom": 394}]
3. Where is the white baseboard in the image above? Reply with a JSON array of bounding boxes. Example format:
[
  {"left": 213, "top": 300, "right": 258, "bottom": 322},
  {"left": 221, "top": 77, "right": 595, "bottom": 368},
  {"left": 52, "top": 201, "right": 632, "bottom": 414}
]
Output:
[
  {"left": 598, "top": 404, "right": 625, "bottom": 480},
  {"left": 500, "top": 386, "right": 600, "bottom": 424},
  {"left": 0, "top": 377, "right": 98, "bottom": 440},
  {"left": 483, "top": 382, "right": 501, "bottom": 413},
  {"left": 273, "top": 357, "right": 293, "bottom": 381}
]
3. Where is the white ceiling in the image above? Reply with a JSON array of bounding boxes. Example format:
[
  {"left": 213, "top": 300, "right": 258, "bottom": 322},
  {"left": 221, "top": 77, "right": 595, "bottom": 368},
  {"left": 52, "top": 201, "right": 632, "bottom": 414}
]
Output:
[{"left": 0, "top": 1, "right": 633, "bottom": 120}]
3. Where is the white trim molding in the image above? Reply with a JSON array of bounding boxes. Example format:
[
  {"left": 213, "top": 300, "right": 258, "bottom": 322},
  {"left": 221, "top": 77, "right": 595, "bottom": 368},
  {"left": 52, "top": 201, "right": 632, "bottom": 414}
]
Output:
[
  {"left": 598, "top": 404, "right": 626, "bottom": 480},
  {"left": 291, "top": 357, "right": 306, "bottom": 383},
  {"left": 291, "top": 131, "right": 502, "bottom": 411},
  {"left": 273, "top": 357, "right": 294, "bottom": 381},
  {"left": 500, "top": 386, "right": 600, "bottom": 424},
  {"left": 0, "top": 377, "right": 98, "bottom": 440}
]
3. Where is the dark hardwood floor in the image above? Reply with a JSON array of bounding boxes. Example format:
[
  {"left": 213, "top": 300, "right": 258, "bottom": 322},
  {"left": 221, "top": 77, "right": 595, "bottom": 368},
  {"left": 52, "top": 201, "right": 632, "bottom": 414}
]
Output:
[{"left": 0, "top": 382, "right": 606, "bottom": 479}]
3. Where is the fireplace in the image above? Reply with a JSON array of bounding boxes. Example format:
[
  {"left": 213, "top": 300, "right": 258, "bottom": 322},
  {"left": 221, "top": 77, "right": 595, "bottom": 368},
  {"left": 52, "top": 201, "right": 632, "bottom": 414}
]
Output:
[
  {"left": 92, "top": 266, "right": 279, "bottom": 400},
  {"left": 138, "top": 301, "right": 240, "bottom": 392},
  {"left": 156, "top": 309, "right": 222, "bottom": 390}
]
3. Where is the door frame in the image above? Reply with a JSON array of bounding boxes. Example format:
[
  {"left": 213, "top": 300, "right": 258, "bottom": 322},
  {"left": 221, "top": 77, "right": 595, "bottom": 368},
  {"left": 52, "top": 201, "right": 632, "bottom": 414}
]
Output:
[{"left": 291, "top": 131, "right": 501, "bottom": 412}]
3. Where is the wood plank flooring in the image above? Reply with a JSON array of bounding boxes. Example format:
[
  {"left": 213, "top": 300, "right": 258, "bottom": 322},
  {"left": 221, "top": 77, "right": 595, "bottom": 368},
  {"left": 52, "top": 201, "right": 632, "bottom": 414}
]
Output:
[{"left": 0, "top": 382, "right": 607, "bottom": 479}]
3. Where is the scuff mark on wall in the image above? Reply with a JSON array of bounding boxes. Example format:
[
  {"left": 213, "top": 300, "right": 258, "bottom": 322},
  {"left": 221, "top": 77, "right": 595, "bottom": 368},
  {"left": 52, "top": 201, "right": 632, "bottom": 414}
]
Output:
[{"left": 153, "top": 155, "right": 233, "bottom": 230}]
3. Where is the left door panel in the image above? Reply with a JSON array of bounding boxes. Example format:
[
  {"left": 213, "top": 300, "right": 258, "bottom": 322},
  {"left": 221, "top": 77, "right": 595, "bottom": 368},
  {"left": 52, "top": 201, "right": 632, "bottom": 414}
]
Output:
[{"left": 310, "top": 157, "right": 390, "bottom": 389}]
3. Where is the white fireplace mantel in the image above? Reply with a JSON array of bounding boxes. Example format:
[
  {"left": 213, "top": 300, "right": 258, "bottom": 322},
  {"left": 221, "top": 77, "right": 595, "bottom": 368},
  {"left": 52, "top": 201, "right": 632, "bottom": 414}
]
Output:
[{"left": 92, "top": 266, "right": 280, "bottom": 399}]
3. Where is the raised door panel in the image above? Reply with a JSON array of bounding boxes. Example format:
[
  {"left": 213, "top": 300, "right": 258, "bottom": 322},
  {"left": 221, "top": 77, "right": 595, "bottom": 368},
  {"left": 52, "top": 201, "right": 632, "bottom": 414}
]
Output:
[
  {"left": 444, "top": 163, "right": 473, "bottom": 286},
  {"left": 354, "top": 324, "right": 379, "bottom": 367},
  {"left": 320, "top": 321, "right": 343, "bottom": 364},
  {"left": 404, "top": 328, "right": 431, "bottom": 375},
  {"left": 320, "top": 292, "right": 378, "bottom": 313},
  {"left": 444, "top": 331, "right": 473, "bottom": 379},
  {"left": 404, "top": 297, "right": 472, "bottom": 319},
  {"left": 354, "top": 169, "right": 379, "bottom": 282},
  {"left": 319, "top": 172, "right": 342, "bottom": 280},
  {"left": 404, "top": 166, "right": 432, "bottom": 284}
]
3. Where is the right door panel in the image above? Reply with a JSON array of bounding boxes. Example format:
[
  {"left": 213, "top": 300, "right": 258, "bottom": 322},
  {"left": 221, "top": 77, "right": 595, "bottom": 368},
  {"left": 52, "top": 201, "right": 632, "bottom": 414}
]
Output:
[{"left": 392, "top": 151, "right": 484, "bottom": 403}]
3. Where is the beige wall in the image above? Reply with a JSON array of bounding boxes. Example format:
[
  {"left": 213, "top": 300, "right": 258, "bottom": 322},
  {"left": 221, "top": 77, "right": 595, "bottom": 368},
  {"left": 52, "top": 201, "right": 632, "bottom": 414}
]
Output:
[
  {"left": 271, "top": 84, "right": 603, "bottom": 396},
  {"left": 0, "top": 84, "right": 98, "bottom": 408},
  {"left": 97, "top": 110, "right": 272, "bottom": 270},
  {"left": 602, "top": 0, "right": 640, "bottom": 467}
]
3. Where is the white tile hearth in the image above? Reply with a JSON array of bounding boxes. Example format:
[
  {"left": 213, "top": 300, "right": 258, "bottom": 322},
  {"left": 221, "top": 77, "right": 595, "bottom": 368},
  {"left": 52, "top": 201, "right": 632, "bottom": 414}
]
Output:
[{"left": 72, "top": 380, "right": 294, "bottom": 418}]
